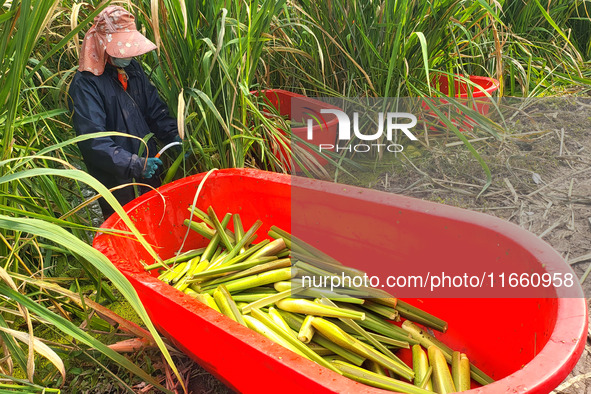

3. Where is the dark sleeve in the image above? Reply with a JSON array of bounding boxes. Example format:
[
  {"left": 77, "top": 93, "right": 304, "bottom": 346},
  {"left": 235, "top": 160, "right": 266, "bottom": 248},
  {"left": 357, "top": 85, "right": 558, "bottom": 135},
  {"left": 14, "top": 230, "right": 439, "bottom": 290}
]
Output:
[
  {"left": 69, "top": 74, "right": 144, "bottom": 179},
  {"left": 138, "top": 66, "right": 179, "bottom": 144}
]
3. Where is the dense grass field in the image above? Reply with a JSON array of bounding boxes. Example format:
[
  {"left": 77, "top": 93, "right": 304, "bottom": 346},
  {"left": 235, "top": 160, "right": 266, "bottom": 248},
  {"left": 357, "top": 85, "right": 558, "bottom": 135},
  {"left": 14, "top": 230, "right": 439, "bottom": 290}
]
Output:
[{"left": 0, "top": 0, "right": 589, "bottom": 391}]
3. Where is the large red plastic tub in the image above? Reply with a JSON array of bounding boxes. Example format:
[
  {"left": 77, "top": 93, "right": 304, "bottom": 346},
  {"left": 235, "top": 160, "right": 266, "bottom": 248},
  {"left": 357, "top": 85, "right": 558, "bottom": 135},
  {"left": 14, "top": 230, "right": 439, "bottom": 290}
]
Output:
[{"left": 94, "top": 169, "right": 587, "bottom": 394}]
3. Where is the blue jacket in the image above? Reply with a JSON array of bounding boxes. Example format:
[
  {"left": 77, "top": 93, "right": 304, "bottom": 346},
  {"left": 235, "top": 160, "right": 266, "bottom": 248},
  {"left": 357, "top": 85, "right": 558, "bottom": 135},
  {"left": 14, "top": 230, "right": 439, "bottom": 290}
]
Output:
[{"left": 68, "top": 60, "right": 177, "bottom": 215}]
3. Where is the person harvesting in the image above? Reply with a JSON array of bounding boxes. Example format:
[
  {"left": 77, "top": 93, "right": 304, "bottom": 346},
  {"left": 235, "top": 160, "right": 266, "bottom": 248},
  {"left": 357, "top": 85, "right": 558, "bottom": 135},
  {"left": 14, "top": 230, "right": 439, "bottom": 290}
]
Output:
[{"left": 69, "top": 5, "right": 181, "bottom": 219}]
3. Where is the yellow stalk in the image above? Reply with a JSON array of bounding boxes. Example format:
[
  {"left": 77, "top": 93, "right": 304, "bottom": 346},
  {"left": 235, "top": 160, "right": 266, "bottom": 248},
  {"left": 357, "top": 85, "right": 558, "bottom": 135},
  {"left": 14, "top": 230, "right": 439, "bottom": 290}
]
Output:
[{"left": 428, "top": 346, "right": 456, "bottom": 394}]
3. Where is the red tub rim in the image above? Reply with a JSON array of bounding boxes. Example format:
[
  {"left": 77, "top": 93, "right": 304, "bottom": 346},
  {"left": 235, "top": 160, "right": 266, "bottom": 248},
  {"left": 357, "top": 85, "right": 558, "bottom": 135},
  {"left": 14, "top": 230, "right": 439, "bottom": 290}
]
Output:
[
  {"left": 433, "top": 74, "right": 500, "bottom": 98},
  {"left": 252, "top": 88, "right": 341, "bottom": 132},
  {"left": 97, "top": 168, "right": 587, "bottom": 393}
]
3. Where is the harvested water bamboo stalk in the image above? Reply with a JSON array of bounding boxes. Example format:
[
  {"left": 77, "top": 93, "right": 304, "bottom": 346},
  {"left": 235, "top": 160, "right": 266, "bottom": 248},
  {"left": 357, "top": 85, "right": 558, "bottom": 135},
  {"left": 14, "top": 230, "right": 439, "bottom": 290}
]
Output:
[
  {"left": 241, "top": 288, "right": 300, "bottom": 314},
  {"left": 203, "top": 267, "right": 295, "bottom": 295},
  {"left": 311, "top": 317, "right": 414, "bottom": 381},
  {"left": 429, "top": 346, "right": 456, "bottom": 394},
  {"left": 396, "top": 300, "right": 448, "bottom": 333},
  {"left": 207, "top": 207, "right": 234, "bottom": 251},
  {"left": 276, "top": 298, "right": 365, "bottom": 320},
  {"left": 213, "top": 284, "right": 246, "bottom": 327},
  {"left": 331, "top": 360, "right": 432, "bottom": 394},
  {"left": 402, "top": 321, "right": 493, "bottom": 386},
  {"left": 452, "top": 351, "right": 471, "bottom": 391},
  {"left": 250, "top": 309, "right": 342, "bottom": 374},
  {"left": 298, "top": 315, "right": 315, "bottom": 343},
  {"left": 413, "top": 344, "right": 433, "bottom": 391},
  {"left": 160, "top": 207, "right": 495, "bottom": 392}
]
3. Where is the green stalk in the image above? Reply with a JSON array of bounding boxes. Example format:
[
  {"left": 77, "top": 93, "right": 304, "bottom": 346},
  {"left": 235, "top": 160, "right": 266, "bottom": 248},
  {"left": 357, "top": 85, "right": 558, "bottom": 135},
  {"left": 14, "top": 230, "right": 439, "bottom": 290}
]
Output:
[
  {"left": 217, "top": 239, "right": 271, "bottom": 267},
  {"left": 183, "top": 219, "right": 216, "bottom": 240},
  {"left": 268, "top": 307, "right": 298, "bottom": 339},
  {"left": 166, "top": 248, "right": 207, "bottom": 263},
  {"left": 276, "top": 298, "right": 365, "bottom": 320},
  {"left": 413, "top": 344, "right": 433, "bottom": 391},
  {"left": 171, "top": 257, "right": 199, "bottom": 284},
  {"left": 249, "top": 238, "right": 286, "bottom": 260},
  {"left": 250, "top": 309, "right": 341, "bottom": 374},
  {"left": 311, "top": 317, "right": 414, "bottom": 381},
  {"left": 428, "top": 346, "right": 456, "bottom": 394},
  {"left": 313, "top": 334, "right": 367, "bottom": 366},
  {"left": 158, "top": 261, "right": 189, "bottom": 284},
  {"left": 232, "top": 293, "right": 279, "bottom": 303},
  {"left": 187, "top": 205, "right": 214, "bottom": 227},
  {"left": 366, "top": 360, "right": 387, "bottom": 376},
  {"left": 201, "top": 259, "right": 291, "bottom": 289},
  {"left": 241, "top": 288, "right": 300, "bottom": 314},
  {"left": 337, "top": 303, "right": 415, "bottom": 342},
  {"left": 294, "top": 254, "right": 367, "bottom": 278},
  {"left": 402, "top": 321, "right": 493, "bottom": 386},
  {"left": 307, "top": 343, "right": 334, "bottom": 356},
  {"left": 419, "top": 367, "right": 433, "bottom": 390},
  {"left": 201, "top": 213, "right": 233, "bottom": 263},
  {"left": 187, "top": 205, "right": 236, "bottom": 242},
  {"left": 174, "top": 257, "right": 206, "bottom": 291},
  {"left": 276, "top": 310, "right": 366, "bottom": 367},
  {"left": 298, "top": 315, "right": 315, "bottom": 343},
  {"left": 207, "top": 207, "right": 234, "bottom": 250},
  {"left": 213, "top": 284, "right": 246, "bottom": 326},
  {"left": 233, "top": 214, "right": 245, "bottom": 245},
  {"left": 203, "top": 267, "right": 295, "bottom": 295},
  {"left": 268, "top": 229, "right": 292, "bottom": 249},
  {"left": 362, "top": 300, "right": 400, "bottom": 321},
  {"left": 144, "top": 247, "right": 207, "bottom": 270},
  {"left": 217, "top": 219, "right": 263, "bottom": 266},
  {"left": 319, "top": 298, "right": 408, "bottom": 370},
  {"left": 356, "top": 318, "right": 417, "bottom": 344},
  {"left": 188, "top": 256, "right": 276, "bottom": 282},
  {"left": 276, "top": 248, "right": 290, "bottom": 257},
  {"left": 210, "top": 247, "right": 223, "bottom": 264},
  {"left": 243, "top": 315, "right": 308, "bottom": 358},
  {"left": 269, "top": 226, "right": 342, "bottom": 266},
  {"left": 371, "top": 297, "right": 399, "bottom": 309},
  {"left": 189, "top": 292, "right": 221, "bottom": 313},
  {"left": 274, "top": 281, "right": 365, "bottom": 304},
  {"left": 452, "top": 352, "right": 470, "bottom": 392},
  {"left": 396, "top": 300, "right": 448, "bottom": 333},
  {"left": 275, "top": 309, "right": 305, "bottom": 331},
  {"left": 402, "top": 321, "right": 454, "bottom": 357},
  {"left": 367, "top": 333, "right": 410, "bottom": 349},
  {"left": 331, "top": 360, "right": 432, "bottom": 394}
]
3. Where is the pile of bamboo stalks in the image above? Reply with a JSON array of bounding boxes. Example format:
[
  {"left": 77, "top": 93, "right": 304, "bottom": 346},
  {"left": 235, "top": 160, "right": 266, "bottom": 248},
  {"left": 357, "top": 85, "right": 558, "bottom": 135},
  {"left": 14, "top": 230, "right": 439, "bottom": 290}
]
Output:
[{"left": 145, "top": 206, "right": 494, "bottom": 393}]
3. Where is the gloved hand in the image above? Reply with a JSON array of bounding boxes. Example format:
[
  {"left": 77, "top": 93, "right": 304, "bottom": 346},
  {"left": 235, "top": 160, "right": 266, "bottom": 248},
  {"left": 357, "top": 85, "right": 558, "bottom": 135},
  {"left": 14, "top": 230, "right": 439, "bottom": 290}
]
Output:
[{"left": 142, "top": 157, "right": 162, "bottom": 179}]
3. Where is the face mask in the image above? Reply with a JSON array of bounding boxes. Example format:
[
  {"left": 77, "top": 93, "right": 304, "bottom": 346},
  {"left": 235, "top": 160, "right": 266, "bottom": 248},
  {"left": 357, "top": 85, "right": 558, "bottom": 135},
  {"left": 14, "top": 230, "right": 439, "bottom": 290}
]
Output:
[{"left": 111, "top": 57, "right": 133, "bottom": 68}]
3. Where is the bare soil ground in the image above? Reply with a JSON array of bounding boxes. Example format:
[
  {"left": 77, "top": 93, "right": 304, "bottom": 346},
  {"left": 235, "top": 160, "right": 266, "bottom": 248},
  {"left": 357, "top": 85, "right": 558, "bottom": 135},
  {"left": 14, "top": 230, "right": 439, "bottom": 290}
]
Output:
[{"left": 368, "top": 97, "right": 591, "bottom": 394}]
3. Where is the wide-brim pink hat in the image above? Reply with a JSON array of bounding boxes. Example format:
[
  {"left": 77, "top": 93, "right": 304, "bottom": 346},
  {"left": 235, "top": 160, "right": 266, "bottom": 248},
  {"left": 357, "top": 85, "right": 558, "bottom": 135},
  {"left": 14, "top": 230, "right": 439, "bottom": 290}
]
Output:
[{"left": 79, "top": 5, "right": 157, "bottom": 75}]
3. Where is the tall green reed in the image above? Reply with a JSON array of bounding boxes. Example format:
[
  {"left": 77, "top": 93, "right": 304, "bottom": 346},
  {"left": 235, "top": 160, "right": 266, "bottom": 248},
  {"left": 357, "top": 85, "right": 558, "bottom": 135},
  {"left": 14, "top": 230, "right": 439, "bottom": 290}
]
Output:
[
  {"left": 0, "top": 1, "right": 184, "bottom": 390},
  {"left": 134, "top": 0, "right": 291, "bottom": 176}
]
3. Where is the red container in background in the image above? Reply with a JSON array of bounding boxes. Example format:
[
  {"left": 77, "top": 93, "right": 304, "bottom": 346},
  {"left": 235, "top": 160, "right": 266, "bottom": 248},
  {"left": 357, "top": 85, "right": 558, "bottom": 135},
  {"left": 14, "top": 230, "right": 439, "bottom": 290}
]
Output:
[
  {"left": 254, "top": 89, "right": 340, "bottom": 171},
  {"left": 94, "top": 169, "right": 587, "bottom": 394},
  {"left": 434, "top": 75, "right": 500, "bottom": 99},
  {"left": 426, "top": 75, "right": 500, "bottom": 132}
]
